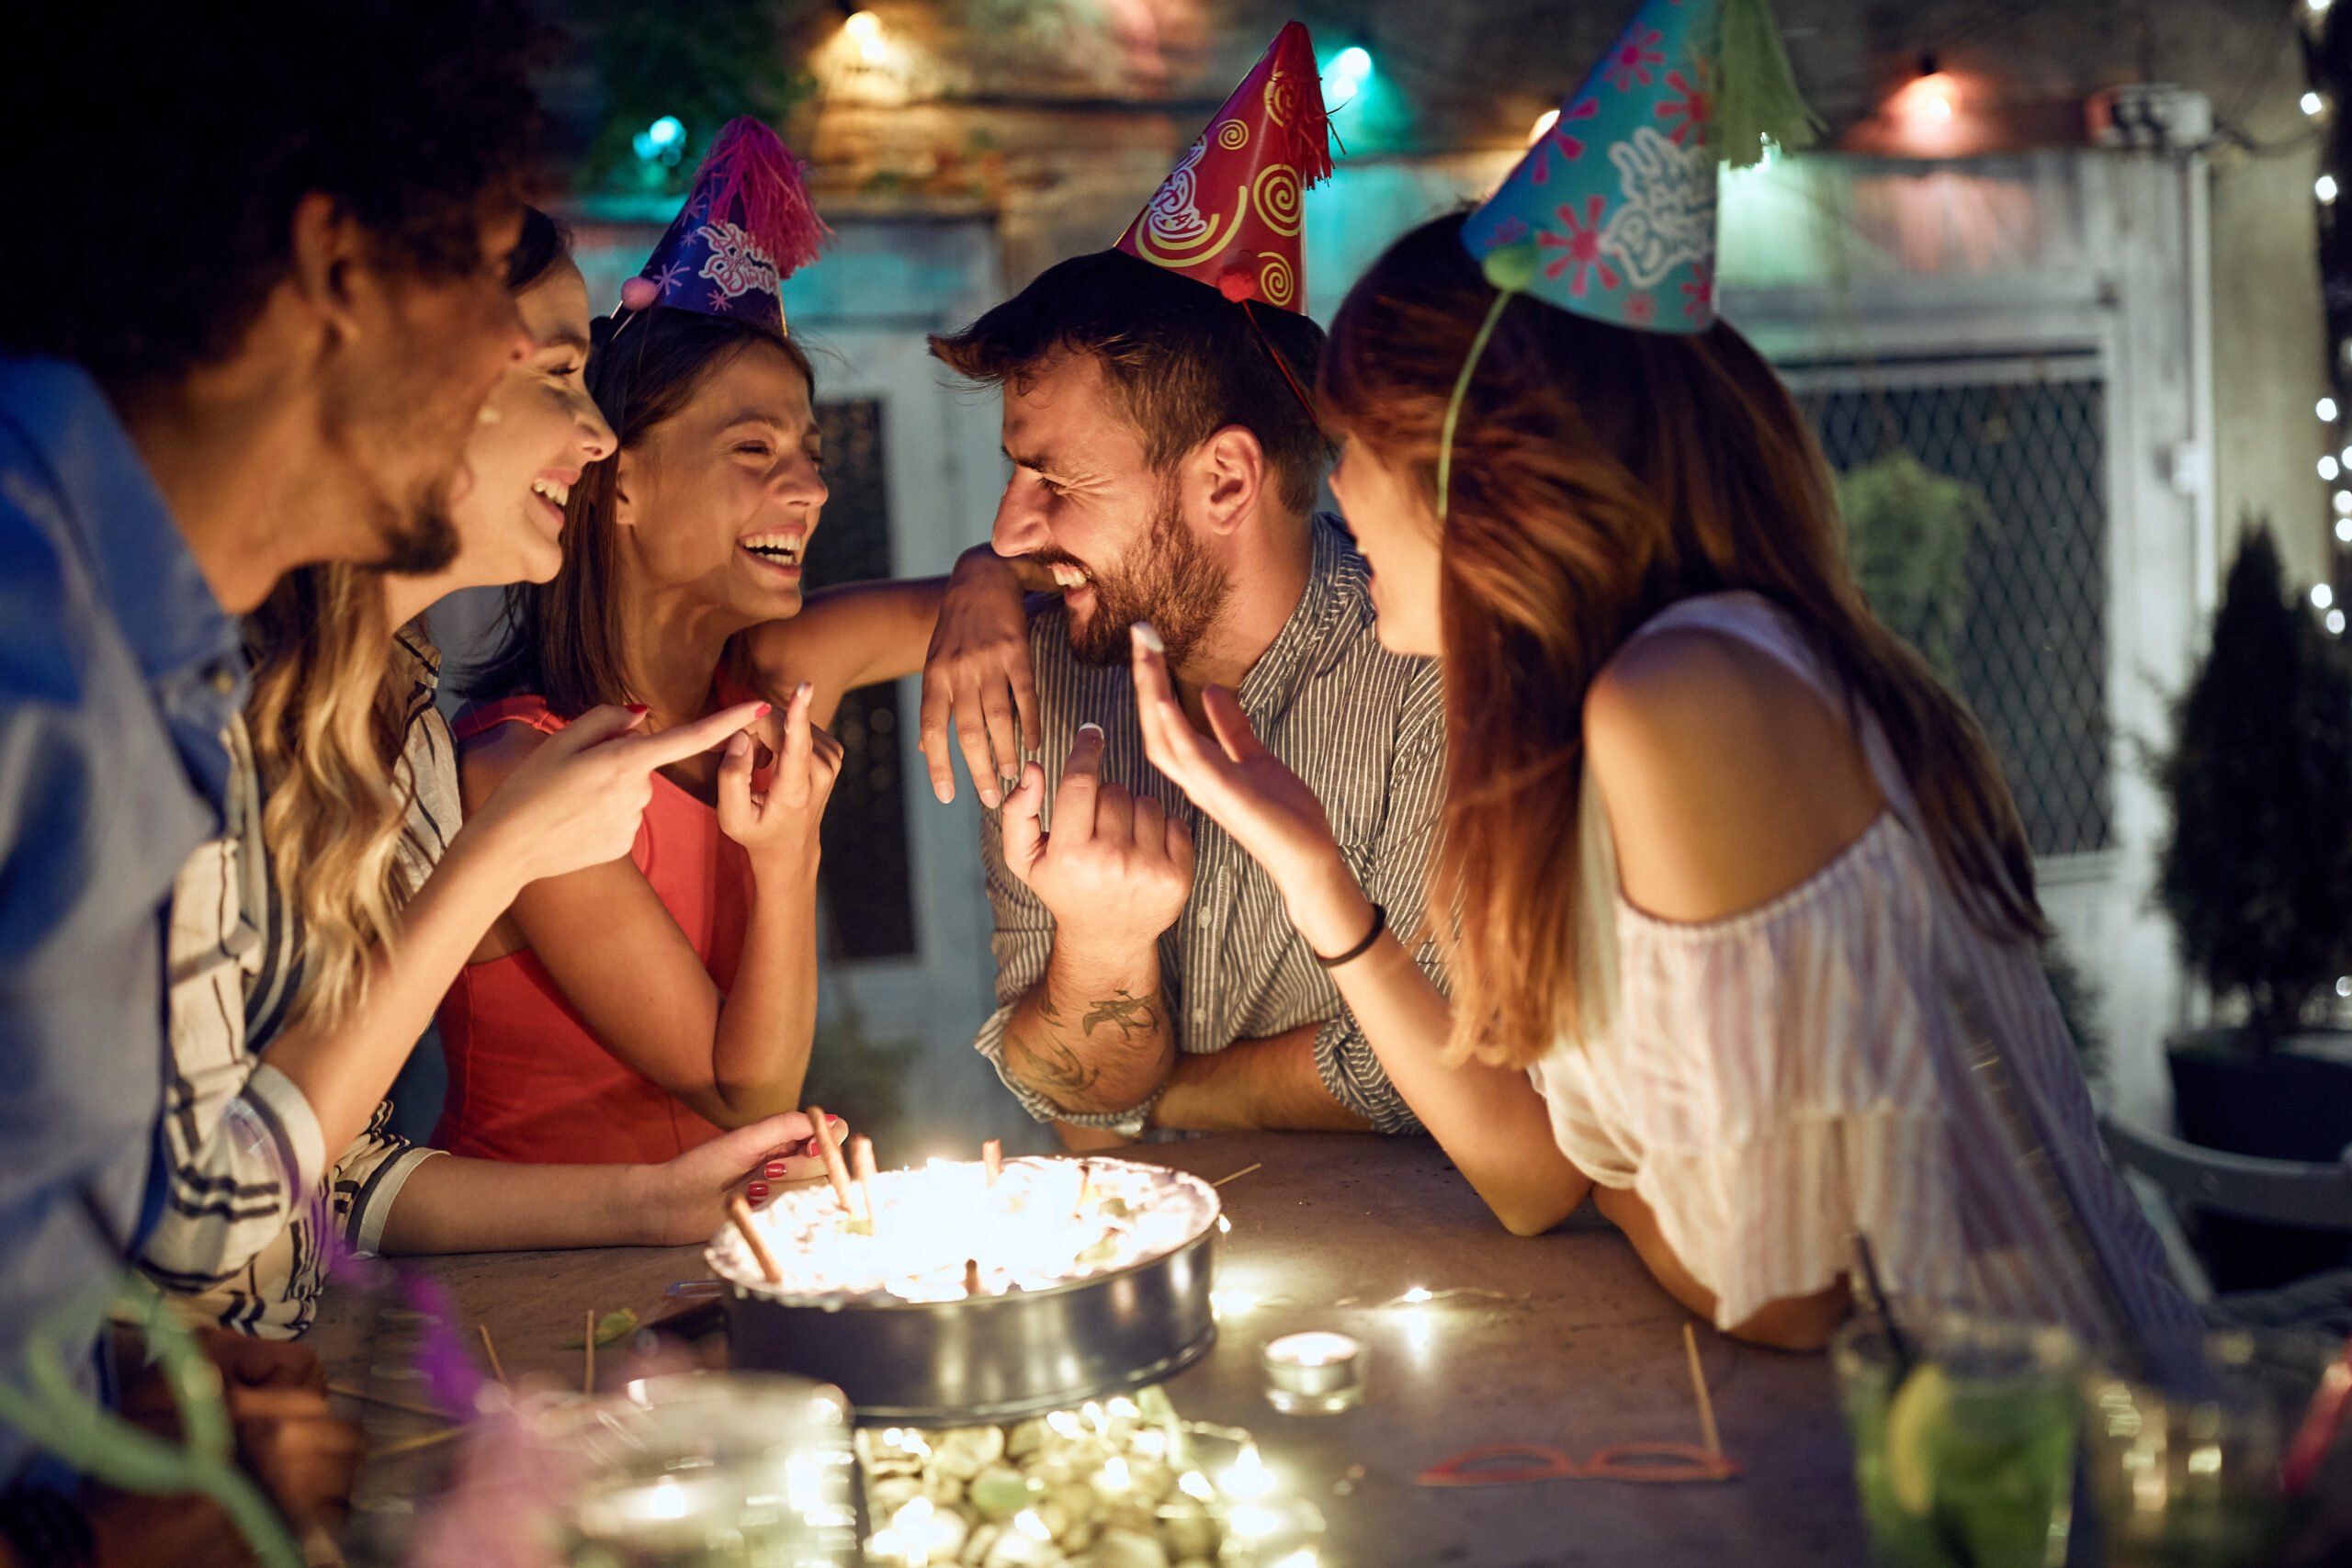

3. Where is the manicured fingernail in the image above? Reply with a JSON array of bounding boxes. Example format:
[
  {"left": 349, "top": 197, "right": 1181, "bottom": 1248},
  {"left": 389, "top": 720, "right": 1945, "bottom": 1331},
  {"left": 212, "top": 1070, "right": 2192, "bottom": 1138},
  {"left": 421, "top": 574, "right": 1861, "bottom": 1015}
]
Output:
[
  {"left": 1080, "top": 721, "right": 1104, "bottom": 739},
  {"left": 746, "top": 1180, "right": 770, "bottom": 1202},
  {"left": 763, "top": 1160, "right": 788, "bottom": 1180},
  {"left": 980, "top": 788, "right": 1001, "bottom": 808},
  {"left": 626, "top": 703, "right": 649, "bottom": 716},
  {"left": 827, "top": 1114, "right": 842, "bottom": 1125},
  {"left": 803, "top": 1138, "right": 823, "bottom": 1157},
  {"left": 1131, "top": 622, "right": 1164, "bottom": 653},
  {"left": 755, "top": 702, "right": 774, "bottom": 717},
  {"left": 726, "top": 733, "right": 751, "bottom": 758}
]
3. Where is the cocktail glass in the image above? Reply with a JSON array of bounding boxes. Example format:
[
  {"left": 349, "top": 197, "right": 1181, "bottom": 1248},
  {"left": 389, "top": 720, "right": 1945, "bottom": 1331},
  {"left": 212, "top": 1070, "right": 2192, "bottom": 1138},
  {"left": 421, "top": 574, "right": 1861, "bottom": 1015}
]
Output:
[{"left": 1833, "top": 1314, "right": 2081, "bottom": 1568}]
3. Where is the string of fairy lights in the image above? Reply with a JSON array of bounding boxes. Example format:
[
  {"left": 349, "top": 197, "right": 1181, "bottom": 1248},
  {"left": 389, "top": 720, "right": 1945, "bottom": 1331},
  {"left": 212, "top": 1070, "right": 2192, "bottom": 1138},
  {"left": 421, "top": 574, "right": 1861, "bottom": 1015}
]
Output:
[{"left": 2309, "top": 0, "right": 2350, "bottom": 635}]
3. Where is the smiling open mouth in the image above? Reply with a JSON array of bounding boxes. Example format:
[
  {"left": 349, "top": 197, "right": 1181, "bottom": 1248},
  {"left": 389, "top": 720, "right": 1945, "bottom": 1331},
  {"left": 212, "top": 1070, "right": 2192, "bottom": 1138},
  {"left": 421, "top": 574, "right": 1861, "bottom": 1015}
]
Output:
[
  {"left": 530, "top": 476, "right": 571, "bottom": 509},
  {"left": 741, "top": 533, "right": 805, "bottom": 570},
  {"left": 1047, "top": 561, "right": 1092, "bottom": 591}
]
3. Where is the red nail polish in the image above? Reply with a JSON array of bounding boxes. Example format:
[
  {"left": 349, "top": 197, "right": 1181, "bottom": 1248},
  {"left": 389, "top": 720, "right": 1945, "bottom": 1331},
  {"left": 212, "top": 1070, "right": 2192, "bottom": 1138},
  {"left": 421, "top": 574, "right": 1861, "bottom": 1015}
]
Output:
[
  {"left": 626, "top": 703, "right": 649, "bottom": 716},
  {"left": 746, "top": 1180, "right": 770, "bottom": 1201},
  {"left": 802, "top": 1138, "right": 822, "bottom": 1158},
  {"left": 827, "top": 1113, "right": 842, "bottom": 1124},
  {"left": 755, "top": 702, "right": 774, "bottom": 717},
  {"left": 763, "top": 1160, "right": 788, "bottom": 1180}
]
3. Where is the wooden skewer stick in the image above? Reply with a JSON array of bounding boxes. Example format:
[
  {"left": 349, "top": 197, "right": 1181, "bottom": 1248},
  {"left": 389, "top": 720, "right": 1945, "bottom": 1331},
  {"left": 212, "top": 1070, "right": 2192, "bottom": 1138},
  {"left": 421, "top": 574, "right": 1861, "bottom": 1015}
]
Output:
[
  {"left": 1682, "top": 1323, "right": 1723, "bottom": 1464},
  {"left": 327, "top": 1382, "right": 446, "bottom": 1420},
  {"left": 372, "top": 1425, "right": 464, "bottom": 1461},
  {"left": 583, "top": 1310, "right": 596, "bottom": 1398},
  {"left": 963, "top": 1258, "right": 984, "bottom": 1298},
  {"left": 728, "top": 1193, "right": 783, "bottom": 1283},
  {"left": 850, "top": 1134, "right": 879, "bottom": 1232},
  {"left": 477, "top": 1324, "right": 508, "bottom": 1389},
  {"left": 806, "top": 1104, "right": 854, "bottom": 1213},
  {"left": 982, "top": 1138, "right": 1003, "bottom": 1187},
  {"left": 1212, "top": 1162, "right": 1263, "bottom": 1188}
]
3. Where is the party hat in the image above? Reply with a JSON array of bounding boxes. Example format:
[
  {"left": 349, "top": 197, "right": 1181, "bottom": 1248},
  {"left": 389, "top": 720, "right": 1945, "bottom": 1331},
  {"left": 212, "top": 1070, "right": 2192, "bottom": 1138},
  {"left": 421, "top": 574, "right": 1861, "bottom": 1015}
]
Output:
[
  {"left": 1436, "top": 0, "right": 1815, "bottom": 517},
  {"left": 616, "top": 117, "right": 831, "bottom": 338},
  {"left": 1114, "top": 20, "right": 1334, "bottom": 314},
  {"left": 1461, "top": 0, "right": 1816, "bottom": 335}
]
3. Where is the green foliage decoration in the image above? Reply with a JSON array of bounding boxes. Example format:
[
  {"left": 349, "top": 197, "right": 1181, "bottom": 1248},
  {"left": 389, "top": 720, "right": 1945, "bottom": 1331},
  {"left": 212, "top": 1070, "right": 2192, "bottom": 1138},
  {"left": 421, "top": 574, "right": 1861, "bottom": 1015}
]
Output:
[
  {"left": 1834, "top": 449, "right": 1989, "bottom": 682},
  {"left": 2154, "top": 522, "right": 2352, "bottom": 1042},
  {"left": 576, "top": 0, "right": 816, "bottom": 197}
]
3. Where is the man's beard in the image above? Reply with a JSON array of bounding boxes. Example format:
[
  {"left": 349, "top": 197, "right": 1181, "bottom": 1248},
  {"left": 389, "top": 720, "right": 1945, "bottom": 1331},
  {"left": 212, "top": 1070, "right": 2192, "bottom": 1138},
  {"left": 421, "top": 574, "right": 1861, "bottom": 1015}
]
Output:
[
  {"left": 1064, "top": 485, "right": 1230, "bottom": 669},
  {"left": 367, "top": 484, "right": 461, "bottom": 575}
]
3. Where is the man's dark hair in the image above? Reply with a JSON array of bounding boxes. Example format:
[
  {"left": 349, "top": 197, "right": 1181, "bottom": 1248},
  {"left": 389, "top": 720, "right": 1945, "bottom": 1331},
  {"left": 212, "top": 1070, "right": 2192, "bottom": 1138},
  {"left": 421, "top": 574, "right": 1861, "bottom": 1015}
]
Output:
[
  {"left": 930, "top": 251, "right": 1331, "bottom": 515},
  {"left": 2, "top": 0, "right": 545, "bottom": 387}
]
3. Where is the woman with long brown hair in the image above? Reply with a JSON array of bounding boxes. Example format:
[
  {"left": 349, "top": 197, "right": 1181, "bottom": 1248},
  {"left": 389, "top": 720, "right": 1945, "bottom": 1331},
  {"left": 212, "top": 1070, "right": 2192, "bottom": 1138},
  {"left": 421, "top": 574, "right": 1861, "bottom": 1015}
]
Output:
[
  {"left": 439, "top": 121, "right": 1035, "bottom": 1164},
  {"left": 1127, "top": 1, "right": 2191, "bottom": 1352}
]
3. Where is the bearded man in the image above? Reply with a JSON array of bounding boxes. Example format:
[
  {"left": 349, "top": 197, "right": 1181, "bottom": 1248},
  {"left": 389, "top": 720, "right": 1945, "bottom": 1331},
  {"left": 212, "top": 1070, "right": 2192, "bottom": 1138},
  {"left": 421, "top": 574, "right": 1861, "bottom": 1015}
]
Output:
[{"left": 926, "top": 250, "right": 1446, "bottom": 1144}]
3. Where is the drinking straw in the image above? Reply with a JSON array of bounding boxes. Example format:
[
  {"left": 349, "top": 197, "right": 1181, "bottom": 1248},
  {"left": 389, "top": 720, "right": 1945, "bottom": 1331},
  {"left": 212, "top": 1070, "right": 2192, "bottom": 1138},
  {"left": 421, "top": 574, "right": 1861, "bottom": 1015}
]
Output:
[
  {"left": 327, "top": 1382, "right": 446, "bottom": 1420},
  {"left": 728, "top": 1194, "right": 783, "bottom": 1284},
  {"left": 2283, "top": 1332, "right": 2352, "bottom": 1498},
  {"left": 1681, "top": 1325, "right": 1723, "bottom": 1465},
  {"left": 1850, "top": 1233, "right": 1917, "bottom": 1378},
  {"left": 850, "top": 1135, "right": 880, "bottom": 1232},
  {"left": 477, "top": 1324, "right": 508, "bottom": 1389},
  {"left": 806, "top": 1104, "right": 855, "bottom": 1212}
]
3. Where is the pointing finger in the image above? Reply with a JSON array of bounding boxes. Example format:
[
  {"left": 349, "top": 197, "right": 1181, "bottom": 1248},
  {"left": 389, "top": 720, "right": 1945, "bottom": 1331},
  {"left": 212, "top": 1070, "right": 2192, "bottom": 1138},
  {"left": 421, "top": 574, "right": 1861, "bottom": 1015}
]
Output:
[{"left": 626, "top": 699, "right": 773, "bottom": 767}]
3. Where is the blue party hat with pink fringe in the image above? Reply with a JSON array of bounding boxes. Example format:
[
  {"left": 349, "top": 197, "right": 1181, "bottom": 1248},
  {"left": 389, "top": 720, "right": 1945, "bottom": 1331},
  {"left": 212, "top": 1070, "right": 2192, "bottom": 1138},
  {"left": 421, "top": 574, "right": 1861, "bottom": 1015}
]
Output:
[
  {"left": 1434, "top": 0, "right": 1816, "bottom": 519},
  {"left": 1461, "top": 0, "right": 1816, "bottom": 335},
  {"left": 616, "top": 118, "right": 831, "bottom": 338}
]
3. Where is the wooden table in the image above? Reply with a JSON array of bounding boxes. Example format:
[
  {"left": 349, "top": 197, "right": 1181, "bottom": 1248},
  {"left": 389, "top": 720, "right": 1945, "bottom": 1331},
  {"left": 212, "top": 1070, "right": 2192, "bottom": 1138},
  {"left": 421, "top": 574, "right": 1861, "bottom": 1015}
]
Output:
[{"left": 314, "top": 1133, "right": 1869, "bottom": 1565}]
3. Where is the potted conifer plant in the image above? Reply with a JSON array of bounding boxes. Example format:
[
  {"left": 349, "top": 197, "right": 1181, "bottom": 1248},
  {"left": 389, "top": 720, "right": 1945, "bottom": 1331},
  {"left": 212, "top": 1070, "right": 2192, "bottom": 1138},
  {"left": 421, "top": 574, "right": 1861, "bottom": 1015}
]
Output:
[{"left": 2154, "top": 523, "right": 2352, "bottom": 1287}]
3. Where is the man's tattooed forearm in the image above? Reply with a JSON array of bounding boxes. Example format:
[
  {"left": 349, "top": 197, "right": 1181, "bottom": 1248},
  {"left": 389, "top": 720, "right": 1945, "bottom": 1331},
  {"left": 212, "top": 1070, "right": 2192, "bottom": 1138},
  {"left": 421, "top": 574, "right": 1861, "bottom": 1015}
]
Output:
[
  {"left": 1011, "top": 1026, "right": 1098, "bottom": 1096},
  {"left": 1081, "top": 990, "right": 1157, "bottom": 1039}
]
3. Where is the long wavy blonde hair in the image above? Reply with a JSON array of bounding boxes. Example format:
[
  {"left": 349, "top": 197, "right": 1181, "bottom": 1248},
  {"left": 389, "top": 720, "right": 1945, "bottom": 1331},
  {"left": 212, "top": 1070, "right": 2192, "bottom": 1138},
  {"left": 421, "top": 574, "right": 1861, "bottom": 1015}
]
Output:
[
  {"left": 1321, "top": 213, "right": 2046, "bottom": 1071},
  {"left": 243, "top": 564, "right": 412, "bottom": 1029}
]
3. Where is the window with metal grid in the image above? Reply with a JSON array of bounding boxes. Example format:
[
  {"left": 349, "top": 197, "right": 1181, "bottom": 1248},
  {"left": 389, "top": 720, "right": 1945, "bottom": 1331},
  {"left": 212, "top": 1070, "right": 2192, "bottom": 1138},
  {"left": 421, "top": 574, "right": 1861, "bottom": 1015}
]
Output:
[
  {"left": 808, "top": 398, "right": 918, "bottom": 958},
  {"left": 1790, "top": 365, "right": 2114, "bottom": 858}
]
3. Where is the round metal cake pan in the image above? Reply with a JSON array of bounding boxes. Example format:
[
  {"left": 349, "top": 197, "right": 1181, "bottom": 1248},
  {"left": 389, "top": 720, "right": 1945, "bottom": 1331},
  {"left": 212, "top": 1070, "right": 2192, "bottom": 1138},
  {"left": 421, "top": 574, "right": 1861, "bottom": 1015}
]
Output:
[{"left": 726, "top": 1222, "right": 1217, "bottom": 1427}]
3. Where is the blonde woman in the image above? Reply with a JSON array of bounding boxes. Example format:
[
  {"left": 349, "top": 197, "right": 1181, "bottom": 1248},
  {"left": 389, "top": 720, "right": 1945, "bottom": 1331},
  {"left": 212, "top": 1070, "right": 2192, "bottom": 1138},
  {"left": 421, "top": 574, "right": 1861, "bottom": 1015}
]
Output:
[{"left": 141, "top": 211, "right": 825, "bottom": 1336}]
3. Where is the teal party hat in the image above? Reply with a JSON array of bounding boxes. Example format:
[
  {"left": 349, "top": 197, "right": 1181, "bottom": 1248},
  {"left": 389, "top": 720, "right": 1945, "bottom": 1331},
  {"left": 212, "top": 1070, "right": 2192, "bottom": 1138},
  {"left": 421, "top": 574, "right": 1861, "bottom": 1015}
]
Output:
[
  {"left": 1437, "top": 0, "right": 1816, "bottom": 515},
  {"left": 1462, "top": 0, "right": 1815, "bottom": 333}
]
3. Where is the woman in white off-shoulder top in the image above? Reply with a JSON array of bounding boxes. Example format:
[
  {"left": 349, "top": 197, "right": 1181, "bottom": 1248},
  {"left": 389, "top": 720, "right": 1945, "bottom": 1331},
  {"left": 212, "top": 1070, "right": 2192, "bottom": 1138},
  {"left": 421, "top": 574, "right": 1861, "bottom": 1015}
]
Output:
[{"left": 1126, "top": 212, "right": 2196, "bottom": 1354}]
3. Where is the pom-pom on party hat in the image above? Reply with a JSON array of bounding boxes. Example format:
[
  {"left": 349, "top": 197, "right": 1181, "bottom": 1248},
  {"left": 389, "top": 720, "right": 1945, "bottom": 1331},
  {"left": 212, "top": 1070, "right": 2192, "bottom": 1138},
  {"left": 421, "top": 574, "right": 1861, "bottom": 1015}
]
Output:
[
  {"left": 616, "top": 117, "right": 831, "bottom": 339},
  {"left": 1114, "top": 20, "right": 1334, "bottom": 315},
  {"left": 1436, "top": 0, "right": 1816, "bottom": 516}
]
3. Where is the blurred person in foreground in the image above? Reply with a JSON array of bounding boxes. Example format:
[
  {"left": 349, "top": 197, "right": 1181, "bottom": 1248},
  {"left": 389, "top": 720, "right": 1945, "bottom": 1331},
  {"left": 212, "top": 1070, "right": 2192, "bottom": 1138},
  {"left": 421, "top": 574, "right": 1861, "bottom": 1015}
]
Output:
[{"left": 0, "top": 4, "right": 543, "bottom": 1557}]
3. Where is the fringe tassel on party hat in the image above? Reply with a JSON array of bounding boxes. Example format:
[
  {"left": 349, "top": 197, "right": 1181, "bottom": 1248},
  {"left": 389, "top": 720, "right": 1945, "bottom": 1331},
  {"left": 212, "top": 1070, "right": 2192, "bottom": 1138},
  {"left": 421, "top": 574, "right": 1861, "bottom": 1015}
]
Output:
[
  {"left": 690, "top": 117, "right": 832, "bottom": 277},
  {"left": 1713, "top": 0, "right": 1823, "bottom": 168}
]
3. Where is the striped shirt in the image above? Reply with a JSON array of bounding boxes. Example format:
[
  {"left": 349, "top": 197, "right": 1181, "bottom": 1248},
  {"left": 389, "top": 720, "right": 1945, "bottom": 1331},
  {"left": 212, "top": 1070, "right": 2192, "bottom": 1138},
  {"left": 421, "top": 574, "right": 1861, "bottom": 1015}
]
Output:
[
  {"left": 1530, "top": 593, "right": 2198, "bottom": 1345},
  {"left": 975, "top": 516, "right": 1443, "bottom": 1134},
  {"left": 140, "top": 634, "right": 453, "bottom": 1337}
]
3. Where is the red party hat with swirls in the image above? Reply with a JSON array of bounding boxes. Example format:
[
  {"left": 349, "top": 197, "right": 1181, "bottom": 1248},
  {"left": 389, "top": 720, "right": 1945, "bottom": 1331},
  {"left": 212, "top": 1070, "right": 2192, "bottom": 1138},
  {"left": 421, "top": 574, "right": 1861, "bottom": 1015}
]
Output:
[{"left": 1114, "top": 21, "right": 1332, "bottom": 315}]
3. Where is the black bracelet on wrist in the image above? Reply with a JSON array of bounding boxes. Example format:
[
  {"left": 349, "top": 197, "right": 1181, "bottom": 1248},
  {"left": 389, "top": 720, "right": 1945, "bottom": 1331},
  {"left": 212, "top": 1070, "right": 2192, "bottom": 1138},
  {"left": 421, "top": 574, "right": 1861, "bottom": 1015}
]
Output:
[
  {"left": 1314, "top": 902, "right": 1387, "bottom": 969},
  {"left": 0, "top": 1485, "right": 96, "bottom": 1568}
]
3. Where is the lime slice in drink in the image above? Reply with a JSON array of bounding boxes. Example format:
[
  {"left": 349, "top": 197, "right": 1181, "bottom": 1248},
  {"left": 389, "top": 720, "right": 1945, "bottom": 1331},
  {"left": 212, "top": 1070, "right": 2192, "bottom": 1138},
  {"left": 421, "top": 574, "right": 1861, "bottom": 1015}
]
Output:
[{"left": 1883, "top": 1363, "right": 1952, "bottom": 1518}]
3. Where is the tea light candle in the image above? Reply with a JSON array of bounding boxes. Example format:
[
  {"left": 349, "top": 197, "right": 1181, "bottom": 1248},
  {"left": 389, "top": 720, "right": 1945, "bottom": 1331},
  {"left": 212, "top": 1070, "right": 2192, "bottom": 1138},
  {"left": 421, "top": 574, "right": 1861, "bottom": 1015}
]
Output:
[{"left": 1262, "top": 1330, "right": 1365, "bottom": 1415}]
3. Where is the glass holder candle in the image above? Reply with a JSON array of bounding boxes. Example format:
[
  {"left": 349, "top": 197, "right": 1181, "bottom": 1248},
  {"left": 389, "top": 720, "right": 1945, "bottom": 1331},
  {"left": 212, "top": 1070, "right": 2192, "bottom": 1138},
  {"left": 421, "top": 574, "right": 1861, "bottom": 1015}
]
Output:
[{"left": 1262, "top": 1331, "right": 1366, "bottom": 1415}]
